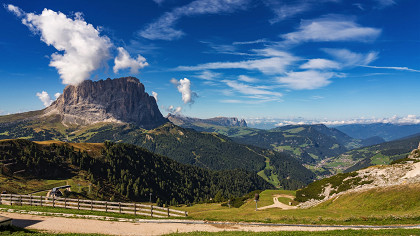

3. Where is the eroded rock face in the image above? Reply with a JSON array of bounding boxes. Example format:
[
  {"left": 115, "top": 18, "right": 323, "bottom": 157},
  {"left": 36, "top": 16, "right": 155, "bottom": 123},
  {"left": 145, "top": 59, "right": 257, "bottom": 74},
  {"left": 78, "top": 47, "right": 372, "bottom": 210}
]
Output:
[{"left": 45, "top": 77, "right": 167, "bottom": 129}]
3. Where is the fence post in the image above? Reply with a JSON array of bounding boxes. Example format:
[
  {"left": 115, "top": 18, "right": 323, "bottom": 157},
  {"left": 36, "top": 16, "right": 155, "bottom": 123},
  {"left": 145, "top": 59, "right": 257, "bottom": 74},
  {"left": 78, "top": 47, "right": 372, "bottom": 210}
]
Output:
[
  {"left": 40, "top": 196, "right": 43, "bottom": 207},
  {"left": 151, "top": 205, "right": 153, "bottom": 218},
  {"left": 64, "top": 198, "right": 67, "bottom": 209},
  {"left": 91, "top": 200, "right": 93, "bottom": 211},
  {"left": 134, "top": 203, "right": 136, "bottom": 216},
  {"left": 105, "top": 201, "right": 108, "bottom": 212},
  {"left": 167, "top": 208, "right": 170, "bottom": 217},
  {"left": 53, "top": 195, "right": 55, "bottom": 208},
  {"left": 19, "top": 195, "right": 22, "bottom": 206},
  {"left": 11, "top": 194, "right": 13, "bottom": 206},
  {"left": 30, "top": 195, "right": 32, "bottom": 206},
  {"left": 119, "top": 202, "right": 121, "bottom": 214},
  {"left": 78, "top": 199, "right": 80, "bottom": 210}
]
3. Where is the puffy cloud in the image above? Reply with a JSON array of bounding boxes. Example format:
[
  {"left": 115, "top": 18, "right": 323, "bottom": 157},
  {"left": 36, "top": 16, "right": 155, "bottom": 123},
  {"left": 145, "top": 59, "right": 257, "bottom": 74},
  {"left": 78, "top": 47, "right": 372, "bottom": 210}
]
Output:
[
  {"left": 166, "top": 105, "right": 182, "bottom": 114},
  {"left": 276, "top": 70, "right": 335, "bottom": 90},
  {"left": 54, "top": 93, "right": 61, "bottom": 99},
  {"left": 323, "top": 48, "right": 378, "bottom": 67},
  {"left": 113, "top": 47, "right": 148, "bottom": 74},
  {"left": 300, "top": 59, "right": 341, "bottom": 70},
  {"left": 282, "top": 15, "right": 381, "bottom": 43},
  {"left": 7, "top": 5, "right": 112, "bottom": 85},
  {"left": 36, "top": 91, "right": 54, "bottom": 107},
  {"left": 152, "top": 91, "right": 158, "bottom": 102},
  {"left": 6, "top": 4, "right": 24, "bottom": 17},
  {"left": 139, "top": 0, "right": 250, "bottom": 40},
  {"left": 171, "top": 78, "right": 198, "bottom": 104}
]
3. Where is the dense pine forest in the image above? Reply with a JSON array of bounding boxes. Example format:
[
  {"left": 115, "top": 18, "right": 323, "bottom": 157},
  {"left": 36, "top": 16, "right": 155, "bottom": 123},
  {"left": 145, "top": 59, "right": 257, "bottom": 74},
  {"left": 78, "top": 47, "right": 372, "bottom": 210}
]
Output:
[{"left": 0, "top": 139, "right": 273, "bottom": 205}]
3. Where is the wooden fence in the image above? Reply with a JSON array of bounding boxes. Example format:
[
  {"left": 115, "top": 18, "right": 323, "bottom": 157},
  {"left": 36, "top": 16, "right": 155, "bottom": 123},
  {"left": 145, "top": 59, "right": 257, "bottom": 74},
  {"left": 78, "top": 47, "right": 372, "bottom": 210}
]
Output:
[{"left": 0, "top": 194, "right": 187, "bottom": 218}]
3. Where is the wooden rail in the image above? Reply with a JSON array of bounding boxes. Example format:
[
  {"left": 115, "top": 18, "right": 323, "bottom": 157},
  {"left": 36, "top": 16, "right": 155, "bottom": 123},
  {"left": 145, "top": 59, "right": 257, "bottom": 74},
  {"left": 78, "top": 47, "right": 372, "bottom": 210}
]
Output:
[{"left": 0, "top": 194, "right": 187, "bottom": 218}]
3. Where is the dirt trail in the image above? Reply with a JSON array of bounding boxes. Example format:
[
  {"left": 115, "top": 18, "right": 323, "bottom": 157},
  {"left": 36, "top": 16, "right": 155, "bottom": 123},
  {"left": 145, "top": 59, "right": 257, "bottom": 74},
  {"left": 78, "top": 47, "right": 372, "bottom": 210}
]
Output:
[
  {"left": 3, "top": 212, "right": 413, "bottom": 235},
  {"left": 258, "top": 194, "right": 297, "bottom": 210}
]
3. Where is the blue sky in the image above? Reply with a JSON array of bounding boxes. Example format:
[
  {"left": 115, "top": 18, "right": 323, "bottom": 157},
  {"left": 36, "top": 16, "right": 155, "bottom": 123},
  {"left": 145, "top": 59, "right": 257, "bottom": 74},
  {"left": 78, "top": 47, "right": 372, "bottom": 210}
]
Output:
[{"left": 0, "top": 0, "right": 419, "bottom": 126}]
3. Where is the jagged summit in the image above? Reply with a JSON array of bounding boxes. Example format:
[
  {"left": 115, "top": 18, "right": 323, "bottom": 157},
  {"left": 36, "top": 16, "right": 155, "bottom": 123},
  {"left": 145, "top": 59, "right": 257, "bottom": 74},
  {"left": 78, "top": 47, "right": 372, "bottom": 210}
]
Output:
[
  {"left": 44, "top": 77, "right": 167, "bottom": 129},
  {"left": 167, "top": 114, "right": 247, "bottom": 127}
]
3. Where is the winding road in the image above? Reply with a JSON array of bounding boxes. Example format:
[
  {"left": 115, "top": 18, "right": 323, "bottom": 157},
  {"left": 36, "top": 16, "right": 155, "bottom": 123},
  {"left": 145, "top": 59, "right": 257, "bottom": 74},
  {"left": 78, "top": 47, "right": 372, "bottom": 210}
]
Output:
[{"left": 258, "top": 194, "right": 297, "bottom": 210}]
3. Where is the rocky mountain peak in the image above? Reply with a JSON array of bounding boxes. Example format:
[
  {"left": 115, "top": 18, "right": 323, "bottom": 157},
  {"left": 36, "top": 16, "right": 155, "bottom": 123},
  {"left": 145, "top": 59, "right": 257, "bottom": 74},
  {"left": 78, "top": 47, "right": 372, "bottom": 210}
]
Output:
[{"left": 44, "top": 77, "right": 167, "bottom": 129}]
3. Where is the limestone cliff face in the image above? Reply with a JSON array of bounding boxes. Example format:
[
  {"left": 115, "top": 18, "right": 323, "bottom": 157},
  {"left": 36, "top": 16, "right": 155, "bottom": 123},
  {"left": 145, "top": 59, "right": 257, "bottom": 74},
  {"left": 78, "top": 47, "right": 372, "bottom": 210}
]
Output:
[
  {"left": 45, "top": 77, "right": 167, "bottom": 129},
  {"left": 167, "top": 114, "right": 247, "bottom": 127}
]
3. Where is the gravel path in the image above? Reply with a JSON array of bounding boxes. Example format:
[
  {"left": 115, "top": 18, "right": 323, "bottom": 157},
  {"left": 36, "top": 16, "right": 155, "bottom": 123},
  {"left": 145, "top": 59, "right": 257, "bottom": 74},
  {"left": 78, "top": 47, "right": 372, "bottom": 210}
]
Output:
[
  {"left": 3, "top": 212, "right": 418, "bottom": 235},
  {"left": 258, "top": 194, "right": 297, "bottom": 210}
]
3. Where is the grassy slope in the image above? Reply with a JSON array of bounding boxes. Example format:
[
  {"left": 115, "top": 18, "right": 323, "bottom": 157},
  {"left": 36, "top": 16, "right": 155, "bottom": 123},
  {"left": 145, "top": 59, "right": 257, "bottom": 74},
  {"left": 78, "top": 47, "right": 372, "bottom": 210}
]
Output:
[{"left": 172, "top": 185, "right": 420, "bottom": 225}]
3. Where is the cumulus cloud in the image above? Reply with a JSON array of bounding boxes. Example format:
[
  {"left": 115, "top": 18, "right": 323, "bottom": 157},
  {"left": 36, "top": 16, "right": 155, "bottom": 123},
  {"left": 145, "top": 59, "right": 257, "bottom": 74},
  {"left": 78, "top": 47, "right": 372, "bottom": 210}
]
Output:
[
  {"left": 276, "top": 70, "right": 335, "bottom": 90},
  {"left": 54, "top": 93, "right": 61, "bottom": 99},
  {"left": 323, "top": 48, "right": 378, "bottom": 67},
  {"left": 139, "top": 0, "right": 250, "bottom": 40},
  {"left": 36, "top": 91, "right": 55, "bottom": 107},
  {"left": 171, "top": 78, "right": 198, "bottom": 104},
  {"left": 166, "top": 105, "right": 182, "bottom": 114},
  {"left": 113, "top": 47, "right": 148, "bottom": 74},
  {"left": 7, "top": 5, "right": 112, "bottom": 85},
  {"left": 300, "top": 59, "right": 341, "bottom": 70},
  {"left": 152, "top": 91, "right": 158, "bottom": 102},
  {"left": 282, "top": 15, "right": 381, "bottom": 43}
]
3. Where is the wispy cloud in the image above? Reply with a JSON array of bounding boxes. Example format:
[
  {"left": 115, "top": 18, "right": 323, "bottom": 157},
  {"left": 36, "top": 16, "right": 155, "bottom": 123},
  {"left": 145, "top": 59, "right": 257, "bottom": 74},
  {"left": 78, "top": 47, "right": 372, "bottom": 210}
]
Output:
[
  {"left": 360, "top": 65, "right": 420, "bottom": 72},
  {"left": 223, "top": 80, "right": 283, "bottom": 97},
  {"left": 276, "top": 70, "right": 335, "bottom": 90},
  {"left": 374, "top": 0, "right": 396, "bottom": 8},
  {"left": 139, "top": 0, "right": 250, "bottom": 40},
  {"left": 36, "top": 91, "right": 54, "bottom": 107},
  {"left": 300, "top": 58, "right": 341, "bottom": 70},
  {"left": 165, "top": 105, "right": 182, "bottom": 115},
  {"left": 176, "top": 49, "right": 297, "bottom": 75},
  {"left": 194, "top": 70, "right": 221, "bottom": 81},
  {"left": 282, "top": 15, "right": 381, "bottom": 44},
  {"left": 323, "top": 48, "right": 378, "bottom": 67},
  {"left": 238, "top": 75, "right": 260, "bottom": 83}
]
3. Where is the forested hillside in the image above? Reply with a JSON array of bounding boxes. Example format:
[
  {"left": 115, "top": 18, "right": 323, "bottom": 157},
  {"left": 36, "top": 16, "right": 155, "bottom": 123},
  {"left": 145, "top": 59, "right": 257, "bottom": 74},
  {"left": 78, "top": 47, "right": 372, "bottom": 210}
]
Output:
[
  {"left": 0, "top": 117, "right": 316, "bottom": 188},
  {"left": 0, "top": 139, "right": 272, "bottom": 205}
]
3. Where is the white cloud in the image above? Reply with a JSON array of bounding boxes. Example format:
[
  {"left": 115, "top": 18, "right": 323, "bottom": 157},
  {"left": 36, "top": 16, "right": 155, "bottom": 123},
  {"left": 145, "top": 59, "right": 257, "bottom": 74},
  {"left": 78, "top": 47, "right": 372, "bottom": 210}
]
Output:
[
  {"left": 113, "top": 47, "right": 148, "bottom": 74},
  {"left": 140, "top": 0, "right": 250, "bottom": 40},
  {"left": 166, "top": 105, "right": 182, "bottom": 114},
  {"left": 195, "top": 70, "right": 221, "bottom": 81},
  {"left": 324, "top": 48, "right": 378, "bottom": 67},
  {"left": 300, "top": 59, "right": 341, "bottom": 70},
  {"left": 171, "top": 78, "right": 197, "bottom": 104},
  {"left": 54, "top": 93, "right": 61, "bottom": 99},
  {"left": 152, "top": 91, "right": 158, "bottom": 102},
  {"left": 282, "top": 15, "right": 381, "bottom": 43},
  {"left": 360, "top": 65, "right": 420, "bottom": 72},
  {"left": 223, "top": 80, "right": 282, "bottom": 97},
  {"left": 238, "top": 75, "right": 259, "bottom": 83},
  {"left": 177, "top": 50, "right": 297, "bottom": 75},
  {"left": 36, "top": 91, "right": 54, "bottom": 107},
  {"left": 375, "top": 0, "right": 396, "bottom": 8},
  {"left": 7, "top": 5, "right": 112, "bottom": 85},
  {"left": 276, "top": 70, "right": 335, "bottom": 90},
  {"left": 6, "top": 4, "right": 24, "bottom": 17}
]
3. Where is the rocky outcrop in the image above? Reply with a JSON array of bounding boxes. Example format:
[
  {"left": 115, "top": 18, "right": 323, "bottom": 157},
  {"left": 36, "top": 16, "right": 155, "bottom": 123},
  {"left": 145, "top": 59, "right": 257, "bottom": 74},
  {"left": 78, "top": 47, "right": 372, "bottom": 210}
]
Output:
[
  {"left": 168, "top": 114, "right": 247, "bottom": 127},
  {"left": 44, "top": 77, "right": 167, "bottom": 129}
]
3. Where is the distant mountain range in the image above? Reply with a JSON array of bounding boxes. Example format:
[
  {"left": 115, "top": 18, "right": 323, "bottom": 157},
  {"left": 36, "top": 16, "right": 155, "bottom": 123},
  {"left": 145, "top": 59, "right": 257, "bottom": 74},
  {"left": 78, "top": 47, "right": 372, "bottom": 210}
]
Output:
[
  {"left": 335, "top": 123, "right": 420, "bottom": 141},
  {"left": 168, "top": 114, "right": 247, "bottom": 128}
]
